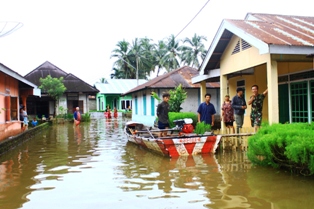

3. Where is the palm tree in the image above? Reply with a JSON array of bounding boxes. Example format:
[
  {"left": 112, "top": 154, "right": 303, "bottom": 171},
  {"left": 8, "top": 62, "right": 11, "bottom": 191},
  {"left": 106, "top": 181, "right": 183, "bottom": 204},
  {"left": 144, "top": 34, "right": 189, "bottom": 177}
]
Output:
[
  {"left": 110, "top": 40, "right": 133, "bottom": 79},
  {"left": 139, "top": 37, "right": 156, "bottom": 77},
  {"left": 179, "top": 34, "right": 207, "bottom": 68},
  {"left": 162, "top": 34, "right": 182, "bottom": 72},
  {"left": 153, "top": 40, "right": 168, "bottom": 77},
  {"left": 99, "top": 77, "right": 107, "bottom": 83}
]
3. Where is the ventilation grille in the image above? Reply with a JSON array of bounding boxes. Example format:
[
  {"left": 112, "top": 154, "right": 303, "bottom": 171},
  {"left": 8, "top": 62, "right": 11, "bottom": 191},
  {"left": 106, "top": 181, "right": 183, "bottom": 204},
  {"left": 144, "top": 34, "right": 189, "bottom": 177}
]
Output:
[
  {"left": 290, "top": 71, "right": 314, "bottom": 81},
  {"left": 241, "top": 39, "right": 251, "bottom": 50},
  {"left": 232, "top": 40, "right": 240, "bottom": 54},
  {"left": 278, "top": 71, "right": 314, "bottom": 83},
  {"left": 237, "top": 80, "right": 245, "bottom": 86},
  {"left": 278, "top": 75, "right": 289, "bottom": 83},
  {"left": 232, "top": 39, "right": 252, "bottom": 55}
]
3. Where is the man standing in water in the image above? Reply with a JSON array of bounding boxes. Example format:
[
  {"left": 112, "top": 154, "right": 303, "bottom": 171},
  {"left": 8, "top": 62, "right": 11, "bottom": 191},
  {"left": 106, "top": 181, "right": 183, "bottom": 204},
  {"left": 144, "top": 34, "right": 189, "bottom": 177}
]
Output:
[
  {"left": 248, "top": 85, "right": 268, "bottom": 132},
  {"left": 73, "top": 107, "right": 81, "bottom": 126},
  {"left": 231, "top": 88, "right": 247, "bottom": 134}
]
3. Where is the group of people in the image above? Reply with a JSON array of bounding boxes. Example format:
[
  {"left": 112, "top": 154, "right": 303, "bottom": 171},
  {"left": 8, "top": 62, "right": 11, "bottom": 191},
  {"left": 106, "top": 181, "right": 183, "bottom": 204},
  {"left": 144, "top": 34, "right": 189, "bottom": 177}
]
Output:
[
  {"left": 156, "top": 85, "right": 268, "bottom": 136},
  {"left": 104, "top": 106, "right": 118, "bottom": 119},
  {"left": 221, "top": 85, "right": 268, "bottom": 133}
]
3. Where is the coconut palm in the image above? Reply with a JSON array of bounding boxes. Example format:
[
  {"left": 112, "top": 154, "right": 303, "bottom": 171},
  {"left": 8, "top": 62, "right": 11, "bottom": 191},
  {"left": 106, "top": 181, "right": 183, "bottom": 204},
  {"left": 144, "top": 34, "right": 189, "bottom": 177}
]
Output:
[
  {"left": 153, "top": 40, "right": 168, "bottom": 77},
  {"left": 179, "top": 34, "right": 207, "bottom": 68},
  {"left": 110, "top": 40, "right": 134, "bottom": 79},
  {"left": 99, "top": 77, "right": 107, "bottom": 83},
  {"left": 162, "top": 34, "right": 182, "bottom": 72},
  {"left": 139, "top": 37, "right": 156, "bottom": 77}
]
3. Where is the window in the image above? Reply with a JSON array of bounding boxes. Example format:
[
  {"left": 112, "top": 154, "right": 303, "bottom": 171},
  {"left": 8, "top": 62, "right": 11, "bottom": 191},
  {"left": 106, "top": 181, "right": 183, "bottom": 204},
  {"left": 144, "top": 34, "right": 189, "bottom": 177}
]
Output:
[
  {"left": 151, "top": 97, "right": 155, "bottom": 116},
  {"left": 291, "top": 82, "right": 308, "bottom": 122},
  {"left": 236, "top": 80, "right": 246, "bottom": 102},
  {"left": 143, "top": 94, "right": 147, "bottom": 115},
  {"left": 121, "top": 100, "right": 132, "bottom": 110},
  {"left": 11, "top": 97, "right": 18, "bottom": 120},
  {"left": 135, "top": 96, "right": 138, "bottom": 114},
  {"left": 4, "top": 96, "right": 18, "bottom": 121}
]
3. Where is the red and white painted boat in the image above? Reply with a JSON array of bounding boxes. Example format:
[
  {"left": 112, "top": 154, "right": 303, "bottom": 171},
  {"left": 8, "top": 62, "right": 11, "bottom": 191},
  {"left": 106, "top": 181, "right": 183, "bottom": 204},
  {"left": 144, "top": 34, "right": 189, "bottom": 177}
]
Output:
[{"left": 124, "top": 120, "right": 221, "bottom": 158}]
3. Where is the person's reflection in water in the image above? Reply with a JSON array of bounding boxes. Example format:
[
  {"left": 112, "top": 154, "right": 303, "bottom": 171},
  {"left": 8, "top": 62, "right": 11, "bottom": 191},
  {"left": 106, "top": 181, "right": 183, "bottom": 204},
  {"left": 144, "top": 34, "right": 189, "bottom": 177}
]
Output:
[{"left": 74, "top": 125, "right": 82, "bottom": 145}]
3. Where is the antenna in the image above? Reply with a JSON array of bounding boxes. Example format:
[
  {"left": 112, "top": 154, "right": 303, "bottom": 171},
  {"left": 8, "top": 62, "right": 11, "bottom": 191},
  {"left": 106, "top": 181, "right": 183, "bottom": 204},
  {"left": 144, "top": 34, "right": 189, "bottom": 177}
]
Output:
[{"left": 0, "top": 21, "right": 23, "bottom": 38}]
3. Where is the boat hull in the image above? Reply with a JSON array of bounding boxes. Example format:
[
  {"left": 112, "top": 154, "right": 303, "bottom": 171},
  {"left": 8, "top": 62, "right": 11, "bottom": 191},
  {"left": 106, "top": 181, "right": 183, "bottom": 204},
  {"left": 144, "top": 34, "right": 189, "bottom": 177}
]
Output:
[{"left": 124, "top": 124, "right": 221, "bottom": 158}]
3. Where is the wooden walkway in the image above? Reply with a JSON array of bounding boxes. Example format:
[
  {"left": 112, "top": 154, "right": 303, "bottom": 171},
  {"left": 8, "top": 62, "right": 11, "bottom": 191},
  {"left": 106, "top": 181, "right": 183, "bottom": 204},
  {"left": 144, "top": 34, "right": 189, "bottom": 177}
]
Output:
[{"left": 213, "top": 127, "right": 255, "bottom": 151}]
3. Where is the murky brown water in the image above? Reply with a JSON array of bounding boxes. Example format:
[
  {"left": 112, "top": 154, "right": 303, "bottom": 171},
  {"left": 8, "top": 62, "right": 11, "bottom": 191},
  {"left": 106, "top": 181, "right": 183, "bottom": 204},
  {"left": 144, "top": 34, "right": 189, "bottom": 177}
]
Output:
[{"left": 1, "top": 118, "right": 314, "bottom": 209}]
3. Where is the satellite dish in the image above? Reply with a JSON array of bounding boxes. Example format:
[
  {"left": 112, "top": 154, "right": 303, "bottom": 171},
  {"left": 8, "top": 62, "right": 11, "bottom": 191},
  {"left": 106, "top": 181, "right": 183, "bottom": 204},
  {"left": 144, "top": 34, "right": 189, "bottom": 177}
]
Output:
[{"left": 0, "top": 21, "right": 23, "bottom": 38}]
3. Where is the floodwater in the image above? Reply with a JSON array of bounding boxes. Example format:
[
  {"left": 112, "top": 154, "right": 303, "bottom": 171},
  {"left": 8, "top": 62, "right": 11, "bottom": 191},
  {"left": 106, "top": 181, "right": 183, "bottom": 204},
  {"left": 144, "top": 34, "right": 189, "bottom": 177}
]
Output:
[{"left": 1, "top": 118, "right": 314, "bottom": 209}]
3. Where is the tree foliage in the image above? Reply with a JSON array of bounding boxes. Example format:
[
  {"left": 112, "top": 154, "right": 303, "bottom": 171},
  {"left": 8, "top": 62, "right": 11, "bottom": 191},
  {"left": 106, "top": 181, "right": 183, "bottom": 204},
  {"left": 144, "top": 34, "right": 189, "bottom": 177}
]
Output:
[
  {"left": 39, "top": 75, "right": 66, "bottom": 100},
  {"left": 110, "top": 34, "right": 208, "bottom": 79},
  {"left": 168, "top": 84, "right": 187, "bottom": 112}
]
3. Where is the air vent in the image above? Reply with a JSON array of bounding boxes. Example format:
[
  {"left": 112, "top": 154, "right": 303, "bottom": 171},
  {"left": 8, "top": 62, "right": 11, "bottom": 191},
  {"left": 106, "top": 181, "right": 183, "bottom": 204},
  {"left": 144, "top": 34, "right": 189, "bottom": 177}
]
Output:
[
  {"left": 241, "top": 39, "right": 251, "bottom": 50},
  {"left": 232, "top": 40, "right": 240, "bottom": 55},
  {"left": 237, "top": 80, "right": 245, "bottom": 86},
  {"left": 290, "top": 71, "right": 314, "bottom": 81},
  {"left": 278, "top": 75, "right": 289, "bottom": 83}
]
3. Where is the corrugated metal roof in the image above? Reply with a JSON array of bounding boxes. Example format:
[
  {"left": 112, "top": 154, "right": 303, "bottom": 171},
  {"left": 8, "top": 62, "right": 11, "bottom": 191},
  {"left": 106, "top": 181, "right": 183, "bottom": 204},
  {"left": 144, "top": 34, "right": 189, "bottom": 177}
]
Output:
[
  {"left": 94, "top": 79, "right": 147, "bottom": 94},
  {"left": 24, "top": 61, "right": 99, "bottom": 93},
  {"left": 201, "top": 13, "right": 314, "bottom": 75},
  {"left": 228, "top": 13, "right": 314, "bottom": 46},
  {"left": 124, "top": 66, "right": 219, "bottom": 95}
]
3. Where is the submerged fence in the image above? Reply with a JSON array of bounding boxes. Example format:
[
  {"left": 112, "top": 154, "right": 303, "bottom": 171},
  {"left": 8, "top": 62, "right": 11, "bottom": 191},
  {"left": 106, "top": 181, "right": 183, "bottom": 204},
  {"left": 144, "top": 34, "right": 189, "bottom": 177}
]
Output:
[{"left": 213, "top": 127, "right": 255, "bottom": 151}]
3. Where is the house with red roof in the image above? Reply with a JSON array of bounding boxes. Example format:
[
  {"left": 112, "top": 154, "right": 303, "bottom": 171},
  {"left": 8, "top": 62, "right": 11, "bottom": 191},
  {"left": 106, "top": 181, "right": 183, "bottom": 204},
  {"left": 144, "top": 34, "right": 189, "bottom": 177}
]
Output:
[{"left": 193, "top": 13, "right": 314, "bottom": 128}]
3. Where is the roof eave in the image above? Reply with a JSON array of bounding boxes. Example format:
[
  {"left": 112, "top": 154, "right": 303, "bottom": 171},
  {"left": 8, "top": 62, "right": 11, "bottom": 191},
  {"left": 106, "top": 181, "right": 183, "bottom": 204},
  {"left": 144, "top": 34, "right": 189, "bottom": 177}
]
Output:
[{"left": 269, "top": 45, "right": 314, "bottom": 55}]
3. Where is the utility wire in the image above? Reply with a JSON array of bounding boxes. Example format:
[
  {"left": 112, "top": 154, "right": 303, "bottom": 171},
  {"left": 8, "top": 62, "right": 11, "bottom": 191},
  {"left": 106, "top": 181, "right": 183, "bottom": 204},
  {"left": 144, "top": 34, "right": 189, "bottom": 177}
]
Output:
[{"left": 175, "top": 0, "right": 211, "bottom": 39}]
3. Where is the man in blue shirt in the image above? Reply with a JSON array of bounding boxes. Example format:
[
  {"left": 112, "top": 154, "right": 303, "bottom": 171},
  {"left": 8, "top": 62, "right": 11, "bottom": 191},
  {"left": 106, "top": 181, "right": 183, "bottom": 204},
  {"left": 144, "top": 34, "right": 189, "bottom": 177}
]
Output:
[
  {"left": 197, "top": 93, "right": 216, "bottom": 126},
  {"left": 231, "top": 87, "right": 247, "bottom": 133}
]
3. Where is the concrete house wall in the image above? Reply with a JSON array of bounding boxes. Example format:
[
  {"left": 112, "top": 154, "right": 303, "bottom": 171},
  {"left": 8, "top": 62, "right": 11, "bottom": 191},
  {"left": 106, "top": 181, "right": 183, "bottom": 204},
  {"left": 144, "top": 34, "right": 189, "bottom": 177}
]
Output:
[{"left": 131, "top": 88, "right": 220, "bottom": 127}]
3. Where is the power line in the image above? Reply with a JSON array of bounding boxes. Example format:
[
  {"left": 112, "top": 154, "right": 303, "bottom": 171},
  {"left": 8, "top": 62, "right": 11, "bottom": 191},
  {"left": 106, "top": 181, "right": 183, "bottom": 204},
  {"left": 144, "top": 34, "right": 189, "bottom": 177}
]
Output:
[{"left": 175, "top": 0, "right": 211, "bottom": 39}]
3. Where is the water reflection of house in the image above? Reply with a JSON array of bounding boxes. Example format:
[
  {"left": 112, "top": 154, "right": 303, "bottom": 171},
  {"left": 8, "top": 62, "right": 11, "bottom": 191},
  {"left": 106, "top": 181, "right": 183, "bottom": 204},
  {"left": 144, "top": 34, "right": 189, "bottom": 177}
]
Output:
[
  {"left": 24, "top": 61, "right": 99, "bottom": 117},
  {"left": 94, "top": 79, "right": 147, "bottom": 111},
  {"left": 0, "top": 63, "right": 41, "bottom": 141},
  {"left": 123, "top": 66, "right": 220, "bottom": 127},
  {"left": 193, "top": 13, "right": 314, "bottom": 129}
]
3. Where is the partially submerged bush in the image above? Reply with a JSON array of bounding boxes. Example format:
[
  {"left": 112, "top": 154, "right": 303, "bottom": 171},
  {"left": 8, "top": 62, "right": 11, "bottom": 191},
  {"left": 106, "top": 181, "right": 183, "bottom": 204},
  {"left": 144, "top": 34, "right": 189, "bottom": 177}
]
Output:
[
  {"left": 247, "top": 122, "right": 314, "bottom": 176},
  {"left": 81, "top": 112, "right": 91, "bottom": 122},
  {"left": 194, "top": 121, "right": 211, "bottom": 134}
]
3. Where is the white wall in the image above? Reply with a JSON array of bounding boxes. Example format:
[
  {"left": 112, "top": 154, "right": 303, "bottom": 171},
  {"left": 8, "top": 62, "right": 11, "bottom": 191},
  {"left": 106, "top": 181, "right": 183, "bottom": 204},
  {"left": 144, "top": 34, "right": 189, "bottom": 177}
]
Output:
[{"left": 130, "top": 88, "right": 220, "bottom": 127}]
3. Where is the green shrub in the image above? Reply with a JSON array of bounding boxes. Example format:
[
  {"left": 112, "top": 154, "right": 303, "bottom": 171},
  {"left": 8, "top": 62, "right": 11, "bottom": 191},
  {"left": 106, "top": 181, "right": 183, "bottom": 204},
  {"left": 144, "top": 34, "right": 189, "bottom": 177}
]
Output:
[
  {"left": 194, "top": 121, "right": 211, "bottom": 134},
  {"left": 247, "top": 122, "right": 314, "bottom": 176},
  {"left": 168, "top": 112, "right": 197, "bottom": 128},
  {"left": 81, "top": 112, "right": 91, "bottom": 122}
]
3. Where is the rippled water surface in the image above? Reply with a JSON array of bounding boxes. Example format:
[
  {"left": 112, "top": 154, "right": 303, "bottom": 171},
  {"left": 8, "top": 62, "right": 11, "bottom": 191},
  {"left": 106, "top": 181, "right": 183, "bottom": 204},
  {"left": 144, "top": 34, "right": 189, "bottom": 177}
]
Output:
[{"left": 1, "top": 118, "right": 314, "bottom": 209}]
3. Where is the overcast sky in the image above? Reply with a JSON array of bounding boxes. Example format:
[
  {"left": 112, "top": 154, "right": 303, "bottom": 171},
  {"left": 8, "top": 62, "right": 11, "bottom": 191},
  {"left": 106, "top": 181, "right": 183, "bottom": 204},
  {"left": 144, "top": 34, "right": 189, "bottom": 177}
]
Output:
[{"left": 0, "top": 0, "right": 313, "bottom": 85}]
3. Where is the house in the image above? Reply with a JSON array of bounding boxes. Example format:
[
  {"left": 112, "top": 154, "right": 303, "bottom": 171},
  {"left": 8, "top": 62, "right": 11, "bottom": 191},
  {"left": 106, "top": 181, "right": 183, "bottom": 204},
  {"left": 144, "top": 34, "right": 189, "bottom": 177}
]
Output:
[
  {"left": 0, "top": 63, "right": 41, "bottom": 141},
  {"left": 192, "top": 13, "right": 314, "bottom": 129},
  {"left": 124, "top": 66, "right": 220, "bottom": 126},
  {"left": 94, "top": 79, "right": 147, "bottom": 111},
  {"left": 24, "top": 61, "right": 99, "bottom": 117}
]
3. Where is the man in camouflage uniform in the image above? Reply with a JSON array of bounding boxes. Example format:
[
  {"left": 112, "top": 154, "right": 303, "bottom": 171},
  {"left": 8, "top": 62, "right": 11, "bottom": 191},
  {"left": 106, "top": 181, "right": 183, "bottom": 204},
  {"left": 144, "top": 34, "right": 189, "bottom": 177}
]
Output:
[{"left": 248, "top": 85, "right": 268, "bottom": 132}]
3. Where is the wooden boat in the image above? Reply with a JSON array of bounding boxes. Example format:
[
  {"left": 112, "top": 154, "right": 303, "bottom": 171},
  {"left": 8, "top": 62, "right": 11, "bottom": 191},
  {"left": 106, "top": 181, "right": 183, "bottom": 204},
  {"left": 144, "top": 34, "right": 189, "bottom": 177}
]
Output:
[{"left": 124, "top": 120, "right": 221, "bottom": 158}]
